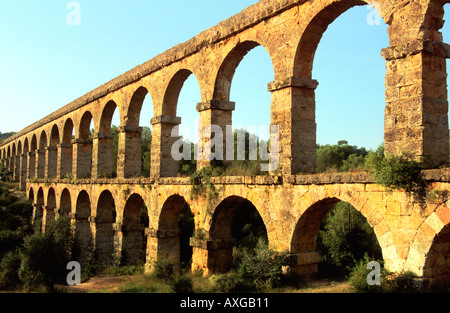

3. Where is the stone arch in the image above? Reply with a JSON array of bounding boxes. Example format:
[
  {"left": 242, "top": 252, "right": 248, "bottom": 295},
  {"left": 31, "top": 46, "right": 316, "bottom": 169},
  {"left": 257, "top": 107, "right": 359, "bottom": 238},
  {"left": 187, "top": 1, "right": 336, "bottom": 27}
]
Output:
[
  {"left": 294, "top": 0, "right": 384, "bottom": 78},
  {"left": 75, "top": 190, "right": 93, "bottom": 261},
  {"left": 213, "top": 40, "right": 275, "bottom": 102},
  {"left": 75, "top": 112, "right": 94, "bottom": 178},
  {"left": 162, "top": 69, "right": 198, "bottom": 117},
  {"left": 289, "top": 189, "right": 392, "bottom": 276},
  {"left": 95, "top": 100, "right": 120, "bottom": 178},
  {"left": 44, "top": 187, "right": 57, "bottom": 230},
  {"left": 125, "top": 86, "right": 151, "bottom": 128},
  {"left": 100, "top": 100, "right": 119, "bottom": 133},
  {"left": 28, "top": 134, "right": 37, "bottom": 179},
  {"left": 28, "top": 187, "right": 34, "bottom": 204},
  {"left": 154, "top": 194, "right": 194, "bottom": 270},
  {"left": 60, "top": 118, "right": 74, "bottom": 178},
  {"left": 405, "top": 204, "right": 450, "bottom": 287},
  {"left": 23, "top": 137, "right": 29, "bottom": 154},
  {"left": 78, "top": 111, "right": 94, "bottom": 140},
  {"left": 60, "top": 188, "right": 72, "bottom": 217},
  {"left": 121, "top": 193, "right": 148, "bottom": 265},
  {"left": 199, "top": 195, "right": 268, "bottom": 273},
  {"left": 48, "top": 125, "right": 60, "bottom": 178},
  {"left": 36, "top": 130, "right": 48, "bottom": 178},
  {"left": 34, "top": 187, "right": 45, "bottom": 228},
  {"left": 95, "top": 190, "right": 117, "bottom": 265}
]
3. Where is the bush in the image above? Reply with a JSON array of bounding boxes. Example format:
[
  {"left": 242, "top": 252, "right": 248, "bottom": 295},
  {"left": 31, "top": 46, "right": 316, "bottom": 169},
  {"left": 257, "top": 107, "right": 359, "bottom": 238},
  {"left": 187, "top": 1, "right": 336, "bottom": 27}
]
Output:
[
  {"left": 366, "top": 152, "right": 424, "bottom": 193},
  {"left": 171, "top": 275, "right": 194, "bottom": 293},
  {"left": 0, "top": 250, "right": 22, "bottom": 290},
  {"left": 18, "top": 217, "right": 79, "bottom": 291},
  {"left": 0, "top": 230, "right": 25, "bottom": 259},
  {"left": 348, "top": 255, "right": 394, "bottom": 293},
  {"left": 317, "top": 202, "right": 382, "bottom": 276},
  {"left": 226, "top": 238, "right": 289, "bottom": 292}
]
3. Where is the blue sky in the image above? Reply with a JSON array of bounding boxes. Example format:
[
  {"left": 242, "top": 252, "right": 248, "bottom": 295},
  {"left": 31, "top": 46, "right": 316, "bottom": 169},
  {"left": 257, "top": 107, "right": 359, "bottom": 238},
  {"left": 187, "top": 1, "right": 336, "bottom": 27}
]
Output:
[{"left": 0, "top": 1, "right": 449, "bottom": 150}]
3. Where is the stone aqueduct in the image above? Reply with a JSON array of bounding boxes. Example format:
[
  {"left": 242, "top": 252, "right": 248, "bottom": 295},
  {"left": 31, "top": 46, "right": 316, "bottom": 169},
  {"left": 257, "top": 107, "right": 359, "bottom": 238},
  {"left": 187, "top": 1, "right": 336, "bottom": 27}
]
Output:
[{"left": 2, "top": 0, "right": 450, "bottom": 287}]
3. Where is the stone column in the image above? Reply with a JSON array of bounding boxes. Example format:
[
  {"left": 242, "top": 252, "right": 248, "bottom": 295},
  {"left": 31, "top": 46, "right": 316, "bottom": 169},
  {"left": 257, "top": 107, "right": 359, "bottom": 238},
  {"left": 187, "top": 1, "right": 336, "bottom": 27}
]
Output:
[
  {"left": 196, "top": 100, "right": 235, "bottom": 170},
  {"left": 190, "top": 238, "right": 236, "bottom": 276},
  {"left": 90, "top": 216, "right": 115, "bottom": 265},
  {"left": 71, "top": 212, "right": 93, "bottom": 263},
  {"left": 150, "top": 115, "right": 181, "bottom": 178},
  {"left": 92, "top": 132, "right": 114, "bottom": 179},
  {"left": 287, "top": 252, "right": 322, "bottom": 277},
  {"left": 19, "top": 153, "right": 27, "bottom": 191},
  {"left": 35, "top": 149, "right": 46, "bottom": 178},
  {"left": 13, "top": 155, "right": 20, "bottom": 182},
  {"left": 27, "top": 151, "right": 36, "bottom": 179},
  {"left": 117, "top": 126, "right": 143, "bottom": 179},
  {"left": 42, "top": 206, "right": 56, "bottom": 232},
  {"left": 268, "top": 76, "right": 318, "bottom": 175},
  {"left": 114, "top": 222, "right": 146, "bottom": 265},
  {"left": 45, "top": 146, "right": 58, "bottom": 178},
  {"left": 382, "top": 39, "right": 449, "bottom": 168},
  {"left": 72, "top": 139, "right": 92, "bottom": 179},
  {"left": 57, "top": 143, "right": 73, "bottom": 179},
  {"left": 145, "top": 228, "right": 181, "bottom": 273}
]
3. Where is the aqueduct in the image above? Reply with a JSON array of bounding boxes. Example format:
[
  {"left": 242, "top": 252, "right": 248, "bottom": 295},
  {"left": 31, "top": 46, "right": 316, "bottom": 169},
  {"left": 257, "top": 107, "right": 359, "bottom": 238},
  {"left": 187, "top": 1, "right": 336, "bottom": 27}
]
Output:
[{"left": 2, "top": 0, "right": 450, "bottom": 288}]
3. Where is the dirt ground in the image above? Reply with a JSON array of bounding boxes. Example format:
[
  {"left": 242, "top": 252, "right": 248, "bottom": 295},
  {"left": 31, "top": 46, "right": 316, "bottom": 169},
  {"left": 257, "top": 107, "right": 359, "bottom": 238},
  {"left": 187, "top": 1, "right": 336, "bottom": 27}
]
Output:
[{"left": 58, "top": 275, "right": 352, "bottom": 294}]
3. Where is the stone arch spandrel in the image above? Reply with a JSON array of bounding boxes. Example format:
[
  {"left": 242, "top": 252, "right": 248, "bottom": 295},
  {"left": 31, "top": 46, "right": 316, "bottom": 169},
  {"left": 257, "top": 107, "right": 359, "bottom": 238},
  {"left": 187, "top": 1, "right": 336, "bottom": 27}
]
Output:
[
  {"left": 213, "top": 40, "right": 276, "bottom": 102},
  {"left": 405, "top": 203, "right": 450, "bottom": 277},
  {"left": 287, "top": 184, "right": 401, "bottom": 272}
]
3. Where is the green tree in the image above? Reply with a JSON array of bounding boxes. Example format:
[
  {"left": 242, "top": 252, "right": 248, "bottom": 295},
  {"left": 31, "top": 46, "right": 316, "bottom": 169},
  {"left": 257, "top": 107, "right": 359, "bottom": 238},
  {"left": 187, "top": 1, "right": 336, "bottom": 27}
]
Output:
[
  {"left": 141, "top": 126, "right": 152, "bottom": 177},
  {"left": 317, "top": 202, "right": 382, "bottom": 276},
  {"left": 316, "top": 141, "right": 368, "bottom": 173}
]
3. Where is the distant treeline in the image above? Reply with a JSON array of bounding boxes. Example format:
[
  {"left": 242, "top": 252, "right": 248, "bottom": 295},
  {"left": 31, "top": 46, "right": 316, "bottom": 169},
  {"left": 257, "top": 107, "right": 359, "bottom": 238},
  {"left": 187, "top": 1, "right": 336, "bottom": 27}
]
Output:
[{"left": 0, "top": 132, "right": 16, "bottom": 144}]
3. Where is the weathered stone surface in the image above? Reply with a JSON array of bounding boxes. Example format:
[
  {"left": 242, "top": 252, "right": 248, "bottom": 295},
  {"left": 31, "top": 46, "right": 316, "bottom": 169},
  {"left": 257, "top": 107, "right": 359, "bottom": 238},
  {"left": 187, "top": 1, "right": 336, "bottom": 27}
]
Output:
[{"left": 2, "top": 0, "right": 450, "bottom": 288}]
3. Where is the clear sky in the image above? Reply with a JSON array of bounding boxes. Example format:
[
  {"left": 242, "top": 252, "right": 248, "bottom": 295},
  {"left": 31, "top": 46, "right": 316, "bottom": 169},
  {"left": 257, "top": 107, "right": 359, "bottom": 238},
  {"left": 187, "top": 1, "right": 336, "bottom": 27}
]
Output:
[{"left": 1, "top": 1, "right": 449, "bottom": 150}]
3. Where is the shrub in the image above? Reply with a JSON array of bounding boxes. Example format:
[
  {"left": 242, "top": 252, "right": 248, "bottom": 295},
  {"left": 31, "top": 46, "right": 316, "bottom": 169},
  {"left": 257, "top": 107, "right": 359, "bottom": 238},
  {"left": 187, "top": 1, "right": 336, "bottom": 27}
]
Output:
[
  {"left": 348, "top": 255, "right": 394, "bottom": 293},
  {"left": 0, "top": 250, "right": 22, "bottom": 290},
  {"left": 317, "top": 202, "right": 382, "bottom": 276},
  {"left": 0, "top": 230, "right": 24, "bottom": 259},
  {"left": 171, "top": 274, "right": 194, "bottom": 293},
  {"left": 18, "top": 216, "right": 79, "bottom": 291},
  {"left": 365, "top": 152, "right": 424, "bottom": 193},
  {"left": 230, "top": 238, "right": 289, "bottom": 292}
]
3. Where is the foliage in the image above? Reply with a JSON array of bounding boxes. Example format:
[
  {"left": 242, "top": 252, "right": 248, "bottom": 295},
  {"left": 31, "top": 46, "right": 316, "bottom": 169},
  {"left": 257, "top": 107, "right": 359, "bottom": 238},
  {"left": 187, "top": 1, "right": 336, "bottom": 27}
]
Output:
[
  {"left": 317, "top": 202, "right": 382, "bottom": 276},
  {"left": 0, "top": 250, "right": 22, "bottom": 290},
  {"left": 189, "top": 165, "right": 225, "bottom": 201},
  {"left": 316, "top": 141, "right": 368, "bottom": 173},
  {"left": 221, "top": 238, "right": 289, "bottom": 292},
  {"left": 141, "top": 126, "right": 152, "bottom": 177},
  {"left": 18, "top": 216, "right": 79, "bottom": 291},
  {"left": 348, "top": 255, "right": 394, "bottom": 293},
  {"left": 365, "top": 151, "right": 425, "bottom": 193}
]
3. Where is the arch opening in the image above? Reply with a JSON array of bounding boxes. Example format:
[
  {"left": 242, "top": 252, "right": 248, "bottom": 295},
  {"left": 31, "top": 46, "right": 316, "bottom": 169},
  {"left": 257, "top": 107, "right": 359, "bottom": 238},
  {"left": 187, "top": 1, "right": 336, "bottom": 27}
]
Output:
[
  {"left": 34, "top": 188, "right": 45, "bottom": 230},
  {"left": 95, "top": 190, "right": 117, "bottom": 265},
  {"left": 75, "top": 191, "right": 93, "bottom": 263},
  {"left": 44, "top": 188, "right": 57, "bottom": 231},
  {"left": 207, "top": 196, "right": 268, "bottom": 273},
  {"left": 291, "top": 198, "right": 382, "bottom": 278},
  {"left": 60, "top": 119, "right": 75, "bottom": 179},
  {"left": 122, "top": 193, "right": 149, "bottom": 265},
  {"left": 211, "top": 42, "right": 274, "bottom": 175},
  {"left": 423, "top": 224, "right": 450, "bottom": 289},
  {"left": 157, "top": 195, "right": 195, "bottom": 270},
  {"left": 60, "top": 188, "right": 72, "bottom": 217}
]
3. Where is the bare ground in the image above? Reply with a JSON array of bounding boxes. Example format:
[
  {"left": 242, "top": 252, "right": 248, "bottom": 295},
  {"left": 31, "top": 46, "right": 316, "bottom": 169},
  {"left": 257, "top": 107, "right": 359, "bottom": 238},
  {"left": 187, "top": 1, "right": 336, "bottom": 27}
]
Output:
[{"left": 57, "top": 275, "right": 353, "bottom": 294}]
